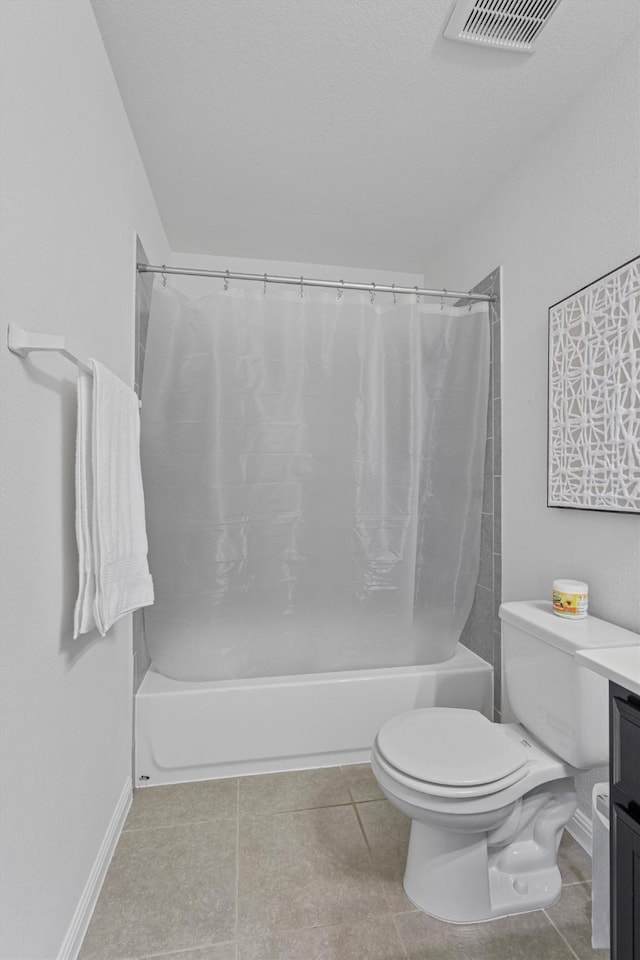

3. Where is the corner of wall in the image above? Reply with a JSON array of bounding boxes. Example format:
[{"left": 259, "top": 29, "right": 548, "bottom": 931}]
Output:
[{"left": 459, "top": 267, "right": 502, "bottom": 718}]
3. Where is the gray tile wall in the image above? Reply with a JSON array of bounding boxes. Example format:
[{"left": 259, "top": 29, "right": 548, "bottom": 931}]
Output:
[
  {"left": 459, "top": 268, "right": 502, "bottom": 718},
  {"left": 133, "top": 238, "right": 153, "bottom": 692}
]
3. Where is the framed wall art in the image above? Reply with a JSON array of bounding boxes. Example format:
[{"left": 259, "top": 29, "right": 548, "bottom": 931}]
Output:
[{"left": 548, "top": 255, "right": 640, "bottom": 514}]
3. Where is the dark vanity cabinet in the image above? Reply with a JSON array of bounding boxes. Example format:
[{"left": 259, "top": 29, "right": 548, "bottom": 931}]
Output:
[{"left": 610, "top": 681, "right": 640, "bottom": 960}]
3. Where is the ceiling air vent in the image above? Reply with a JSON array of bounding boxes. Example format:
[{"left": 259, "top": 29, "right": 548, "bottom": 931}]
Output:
[{"left": 444, "top": 0, "right": 562, "bottom": 53}]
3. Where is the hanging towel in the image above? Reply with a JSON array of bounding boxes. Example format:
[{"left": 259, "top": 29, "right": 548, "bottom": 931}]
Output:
[
  {"left": 74, "top": 360, "right": 154, "bottom": 638},
  {"left": 74, "top": 370, "right": 97, "bottom": 636}
]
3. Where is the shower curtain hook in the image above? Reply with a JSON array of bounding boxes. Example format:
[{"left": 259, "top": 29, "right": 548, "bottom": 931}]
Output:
[
  {"left": 415, "top": 286, "right": 420, "bottom": 304},
  {"left": 224, "top": 269, "right": 230, "bottom": 292},
  {"left": 392, "top": 283, "right": 397, "bottom": 306},
  {"left": 337, "top": 279, "right": 344, "bottom": 302},
  {"left": 441, "top": 289, "right": 446, "bottom": 311},
  {"left": 370, "top": 282, "right": 376, "bottom": 304},
  {"left": 161, "top": 265, "right": 167, "bottom": 288},
  {"left": 263, "top": 273, "right": 267, "bottom": 296},
  {"left": 300, "top": 275, "right": 304, "bottom": 299}
]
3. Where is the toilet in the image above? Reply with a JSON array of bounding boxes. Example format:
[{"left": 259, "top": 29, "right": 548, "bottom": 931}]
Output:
[{"left": 371, "top": 599, "right": 635, "bottom": 924}]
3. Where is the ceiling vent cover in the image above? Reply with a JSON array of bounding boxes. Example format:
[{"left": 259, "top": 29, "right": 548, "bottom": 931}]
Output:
[{"left": 444, "top": 0, "right": 562, "bottom": 53}]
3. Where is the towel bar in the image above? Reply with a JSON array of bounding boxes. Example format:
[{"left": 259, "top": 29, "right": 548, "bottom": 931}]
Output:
[
  {"left": 8, "top": 323, "right": 93, "bottom": 374},
  {"left": 7, "top": 324, "right": 142, "bottom": 406}
]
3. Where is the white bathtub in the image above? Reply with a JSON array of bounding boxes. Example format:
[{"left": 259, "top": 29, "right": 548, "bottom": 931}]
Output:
[{"left": 135, "top": 646, "right": 493, "bottom": 785}]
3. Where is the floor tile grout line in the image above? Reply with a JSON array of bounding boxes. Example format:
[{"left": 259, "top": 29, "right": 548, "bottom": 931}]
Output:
[
  {"left": 390, "top": 912, "right": 411, "bottom": 960},
  {"left": 122, "top": 815, "right": 238, "bottom": 833},
  {"left": 351, "top": 797, "right": 373, "bottom": 854},
  {"left": 124, "top": 799, "right": 363, "bottom": 834},
  {"left": 339, "top": 763, "right": 387, "bottom": 806},
  {"left": 350, "top": 797, "right": 397, "bottom": 918},
  {"left": 543, "top": 908, "right": 583, "bottom": 960},
  {"left": 238, "top": 915, "right": 414, "bottom": 954},
  {"left": 340, "top": 764, "right": 357, "bottom": 805},
  {"left": 241, "top": 799, "right": 355, "bottom": 817},
  {"left": 132, "top": 942, "right": 237, "bottom": 960}
]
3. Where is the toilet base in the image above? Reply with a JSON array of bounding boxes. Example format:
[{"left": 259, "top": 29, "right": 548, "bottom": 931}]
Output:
[
  {"left": 402, "top": 779, "right": 576, "bottom": 923},
  {"left": 404, "top": 820, "right": 564, "bottom": 923}
]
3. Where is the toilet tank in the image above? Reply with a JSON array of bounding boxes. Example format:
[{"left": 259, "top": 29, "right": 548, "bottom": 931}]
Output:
[{"left": 500, "top": 601, "right": 639, "bottom": 769}]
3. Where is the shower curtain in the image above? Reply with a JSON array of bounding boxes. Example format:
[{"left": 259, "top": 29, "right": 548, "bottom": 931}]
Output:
[{"left": 141, "top": 284, "right": 490, "bottom": 681}]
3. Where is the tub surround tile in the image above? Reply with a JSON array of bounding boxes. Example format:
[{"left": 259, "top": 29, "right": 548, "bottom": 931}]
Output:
[
  {"left": 493, "top": 630, "right": 502, "bottom": 715},
  {"left": 237, "top": 805, "right": 387, "bottom": 939},
  {"left": 478, "top": 511, "right": 494, "bottom": 590},
  {"left": 461, "top": 584, "right": 494, "bottom": 666},
  {"left": 486, "top": 385, "right": 494, "bottom": 438},
  {"left": 493, "top": 398, "right": 502, "bottom": 476},
  {"left": 341, "top": 762, "right": 384, "bottom": 802},
  {"left": 462, "top": 266, "right": 501, "bottom": 675},
  {"left": 237, "top": 916, "right": 407, "bottom": 960},
  {"left": 135, "top": 243, "right": 152, "bottom": 387},
  {"left": 133, "top": 611, "right": 150, "bottom": 692},
  {"left": 492, "top": 314, "right": 501, "bottom": 399},
  {"left": 482, "top": 438, "right": 494, "bottom": 512},
  {"left": 355, "top": 799, "right": 414, "bottom": 915},
  {"left": 493, "top": 478, "right": 502, "bottom": 554},
  {"left": 238, "top": 766, "right": 350, "bottom": 816},
  {"left": 134, "top": 246, "right": 152, "bottom": 699},
  {"left": 79, "top": 820, "right": 237, "bottom": 959},
  {"left": 124, "top": 778, "right": 239, "bottom": 831},
  {"left": 395, "top": 907, "right": 576, "bottom": 960},
  {"left": 493, "top": 553, "right": 502, "bottom": 622}
]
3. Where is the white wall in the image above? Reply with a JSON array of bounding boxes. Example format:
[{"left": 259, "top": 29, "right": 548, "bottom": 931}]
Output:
[
  {"left": 0, "top": 3, "right": 170, "bottom": 958},
  {"left": 425, "top": 32, "right": 640, "bottom": 826},
  {"left": 426, "top": 31, "right": 640, "bottom": 627}
]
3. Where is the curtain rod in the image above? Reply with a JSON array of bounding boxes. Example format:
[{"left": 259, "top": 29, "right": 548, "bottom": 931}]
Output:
[{"left": 137, "top": 264, "right": 495, "bottom": 303}]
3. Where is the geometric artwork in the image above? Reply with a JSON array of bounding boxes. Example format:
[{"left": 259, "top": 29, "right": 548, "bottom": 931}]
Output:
[{"left": 548, "top": 256, "right": 640, "bottom": 513}]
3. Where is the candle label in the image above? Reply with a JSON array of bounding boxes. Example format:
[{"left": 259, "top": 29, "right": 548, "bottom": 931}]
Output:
[{"left": 553, "top": 590, "right": 588, "bottom": 618}]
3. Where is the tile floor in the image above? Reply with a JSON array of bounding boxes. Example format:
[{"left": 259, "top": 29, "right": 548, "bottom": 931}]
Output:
[{"left": 80, "top": 765, "right": 605, "bottom": 960}]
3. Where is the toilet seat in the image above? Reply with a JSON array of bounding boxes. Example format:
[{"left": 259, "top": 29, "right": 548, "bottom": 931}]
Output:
[
  {"left": 376, "top": 708, "right": 530, "bottom": 799},
  {"left": 373, "top": 739, "right": 530, "bottom": 799}
]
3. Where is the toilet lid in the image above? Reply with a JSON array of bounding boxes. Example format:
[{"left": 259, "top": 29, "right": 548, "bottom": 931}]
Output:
[{"left": 376, "top": 708, "right": 528, "bottom": 787}]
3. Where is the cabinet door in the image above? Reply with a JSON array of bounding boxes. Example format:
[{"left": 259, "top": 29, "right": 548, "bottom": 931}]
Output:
[
  {"left": 612, "top": 803, "right": 640, "bottom": 960},
  {"left": 612, "top": 697, "right": 640, "bottom": 800}
]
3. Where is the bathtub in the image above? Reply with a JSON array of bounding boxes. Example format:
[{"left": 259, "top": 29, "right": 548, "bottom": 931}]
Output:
[{"left": 135, "top": 646, "right": 493, "bottom": 786}]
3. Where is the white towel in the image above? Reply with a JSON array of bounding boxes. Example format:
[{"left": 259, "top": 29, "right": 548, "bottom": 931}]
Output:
[{"left": 74, "top": 360, "right": 154, "bottom": 637}]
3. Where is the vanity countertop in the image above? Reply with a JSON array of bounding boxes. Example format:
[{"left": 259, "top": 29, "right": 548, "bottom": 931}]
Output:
[{"left": 576, "top": 644, "right": 640, "bottom": 697}]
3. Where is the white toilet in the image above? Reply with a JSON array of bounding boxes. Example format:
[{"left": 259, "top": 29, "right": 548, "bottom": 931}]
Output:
[{"left": 371, "top": 599, "right": 636, "bottom": 924}]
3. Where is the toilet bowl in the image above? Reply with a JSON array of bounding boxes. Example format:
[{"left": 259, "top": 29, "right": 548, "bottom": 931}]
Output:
[
  {"left": 370, "top": 601, "right": 640, "bottom": 925},
  {"left": 371, "top": 707, "right": 577, "bottom": 922}
]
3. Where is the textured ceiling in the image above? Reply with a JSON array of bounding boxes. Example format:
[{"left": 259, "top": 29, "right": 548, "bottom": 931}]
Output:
[{"left": 91, "top": 0, "right": 638, "bottom": 271}]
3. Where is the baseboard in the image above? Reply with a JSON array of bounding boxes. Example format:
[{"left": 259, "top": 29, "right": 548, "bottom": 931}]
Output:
[
  {"left": 57, "top": 777, "right": 132, "bottom": 960},
  {"left": 566, "top": 806, "right": 593, "bottom": 857}
]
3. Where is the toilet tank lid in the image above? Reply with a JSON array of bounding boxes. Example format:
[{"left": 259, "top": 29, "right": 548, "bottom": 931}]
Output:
[{"left": 499, "top": 601, "right": 640, "bottom": 656}]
